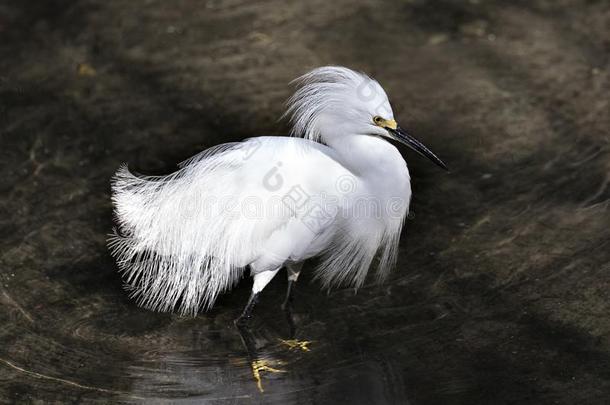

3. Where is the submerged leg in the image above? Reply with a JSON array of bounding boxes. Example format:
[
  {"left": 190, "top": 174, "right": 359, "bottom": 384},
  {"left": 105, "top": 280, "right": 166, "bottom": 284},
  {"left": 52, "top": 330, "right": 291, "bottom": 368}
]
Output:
[
  {"left": 278, "top": 262, "right": 311, "bottom": 351},
  {"left": 279, "top": 304, "right": 312, "bottom": 352},
  {"left": 234, "top": 267, "right": 284, "bottom": 392},
  {"left": 236, "top": 321, "right": 285, "bottom": 393},
  {"left": 235, "top": 292, "right": 259, "bottom": 325}
]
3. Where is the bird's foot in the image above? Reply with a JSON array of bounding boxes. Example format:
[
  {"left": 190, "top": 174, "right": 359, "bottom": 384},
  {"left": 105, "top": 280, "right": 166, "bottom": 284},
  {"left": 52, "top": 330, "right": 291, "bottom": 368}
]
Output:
[
  {"left": 279, "top": 338, "right": 313, "bottom": 352},
  {"left": 251, "top": 358, "right": 285, "bottom": 392}
]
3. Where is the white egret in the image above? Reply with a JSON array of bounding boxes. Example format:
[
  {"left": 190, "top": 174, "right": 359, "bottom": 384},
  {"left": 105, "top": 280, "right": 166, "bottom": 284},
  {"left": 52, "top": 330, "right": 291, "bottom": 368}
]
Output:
[{"left": 108, "top": 66, "right": 447, "bottom": 323}]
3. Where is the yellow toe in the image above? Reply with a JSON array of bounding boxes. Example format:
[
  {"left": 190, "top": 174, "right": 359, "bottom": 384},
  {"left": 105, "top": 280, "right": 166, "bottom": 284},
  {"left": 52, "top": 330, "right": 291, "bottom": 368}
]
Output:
[
  {"left": 251, "top": 359, "right": 285, "bottom": 392},
  {"left": 279, "top": 338, "right": 313, "bottom": 352}
]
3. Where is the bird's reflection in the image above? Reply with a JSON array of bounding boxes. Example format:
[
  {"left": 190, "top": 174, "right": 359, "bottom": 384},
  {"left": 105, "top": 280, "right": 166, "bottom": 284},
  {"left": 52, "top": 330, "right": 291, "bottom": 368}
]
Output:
[{"left": 236, "top": 305, "right": 311, "bottom": 392}]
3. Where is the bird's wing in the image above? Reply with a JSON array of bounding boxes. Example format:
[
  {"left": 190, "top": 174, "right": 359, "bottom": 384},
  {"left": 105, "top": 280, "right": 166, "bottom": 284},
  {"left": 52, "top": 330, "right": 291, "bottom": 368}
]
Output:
[{"left": 108, "top": 137, "right": 340, "bottom": 314}]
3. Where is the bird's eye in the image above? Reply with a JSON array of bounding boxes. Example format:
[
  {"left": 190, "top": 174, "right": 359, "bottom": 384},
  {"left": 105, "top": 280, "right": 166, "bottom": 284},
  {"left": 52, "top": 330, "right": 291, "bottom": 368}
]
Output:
[{"left": 373, "top": 116, "right": 383, "bottom": 125}]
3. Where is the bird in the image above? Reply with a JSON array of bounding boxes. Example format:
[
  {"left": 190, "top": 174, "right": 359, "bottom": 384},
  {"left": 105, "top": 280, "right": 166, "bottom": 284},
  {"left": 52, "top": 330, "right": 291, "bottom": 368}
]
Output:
[{"left": 108, "top": 66, "right": 447, "bottom": 324}]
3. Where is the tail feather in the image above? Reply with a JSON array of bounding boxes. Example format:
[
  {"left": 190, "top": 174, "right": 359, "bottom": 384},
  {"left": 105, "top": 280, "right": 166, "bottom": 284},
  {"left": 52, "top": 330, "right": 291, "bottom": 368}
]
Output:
[{"left": 108, "top": 145, "right": 259, "bottom": 315}]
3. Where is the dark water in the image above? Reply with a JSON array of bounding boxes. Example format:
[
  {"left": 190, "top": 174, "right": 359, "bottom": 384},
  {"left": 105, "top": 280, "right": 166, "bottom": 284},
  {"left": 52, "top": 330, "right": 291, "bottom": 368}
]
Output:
[{"left": 0, "top": 0, "right": 609, "bottom": 403}]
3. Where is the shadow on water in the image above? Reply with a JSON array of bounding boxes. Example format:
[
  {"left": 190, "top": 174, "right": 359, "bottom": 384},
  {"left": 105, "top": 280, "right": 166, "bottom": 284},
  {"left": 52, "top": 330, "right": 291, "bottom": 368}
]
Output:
[{"left": 116, "top": 273, "right": 420, "bottom": 404}]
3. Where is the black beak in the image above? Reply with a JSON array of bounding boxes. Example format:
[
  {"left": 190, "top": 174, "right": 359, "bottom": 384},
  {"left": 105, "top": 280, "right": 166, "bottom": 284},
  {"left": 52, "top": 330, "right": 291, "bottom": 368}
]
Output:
[{"left": 388, "top": 126, "right": 448, "bottom": 171}]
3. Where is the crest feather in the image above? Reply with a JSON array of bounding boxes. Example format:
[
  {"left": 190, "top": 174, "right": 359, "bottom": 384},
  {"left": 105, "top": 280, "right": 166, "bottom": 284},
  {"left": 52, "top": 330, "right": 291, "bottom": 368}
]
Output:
[{"left": 284, "top": 66, "right": 382, "bottom": 141}]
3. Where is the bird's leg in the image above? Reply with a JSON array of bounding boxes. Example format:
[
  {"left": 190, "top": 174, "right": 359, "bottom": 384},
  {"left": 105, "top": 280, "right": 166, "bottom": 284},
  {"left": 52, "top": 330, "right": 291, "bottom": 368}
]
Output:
[
  {"left": 234, "top": 267, "right": 284, "bottom": 392},
  {"left": 234, "top": 267, "right": 280, "bottom": 325},
  {"left": 235, "top": 317, "right": 258, "bottom": 354},
  {"left": 281, "top": 262, "right": 303, "bottom": 311},
  {"left": 281, "top": 280, "right": 295, "bottom": 312},
  {"left": 235, "top": 292, "right": 259, "bottom": 326},
  {"left": 278, "top": 307, "right": 312, "bottom": 352},
  {"left": 278, "top": 263, "right": 312, "bottom": 352},
  {"left": 281, "top": 267, "right": 299, "bottom": 338}
]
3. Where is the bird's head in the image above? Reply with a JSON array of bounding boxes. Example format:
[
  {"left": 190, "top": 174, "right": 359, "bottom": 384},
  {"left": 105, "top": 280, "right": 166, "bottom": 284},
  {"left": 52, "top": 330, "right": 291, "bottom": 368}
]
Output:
[{"left": 285, "top": 66, "right": 447, "bottom": 170}]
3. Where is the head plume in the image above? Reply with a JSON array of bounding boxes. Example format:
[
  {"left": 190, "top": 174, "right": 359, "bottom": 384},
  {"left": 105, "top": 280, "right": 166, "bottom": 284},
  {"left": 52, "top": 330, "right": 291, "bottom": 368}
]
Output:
[{"left": 284, "top": 66, "right": 393, "bottom": 142}]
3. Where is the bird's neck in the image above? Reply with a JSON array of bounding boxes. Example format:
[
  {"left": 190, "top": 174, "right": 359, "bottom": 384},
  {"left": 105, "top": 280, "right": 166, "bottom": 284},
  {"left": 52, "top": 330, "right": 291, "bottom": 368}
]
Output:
[{"left": 325, "top": 134, "right": 409, "bottom": 181}]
